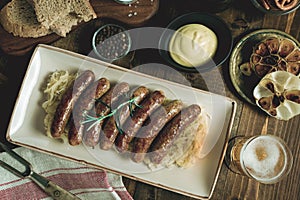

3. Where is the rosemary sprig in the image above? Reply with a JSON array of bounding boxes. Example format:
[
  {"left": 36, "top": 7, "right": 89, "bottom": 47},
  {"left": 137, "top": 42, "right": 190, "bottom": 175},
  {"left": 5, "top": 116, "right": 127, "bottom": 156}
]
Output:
[
  {"left": 95, "top": 98, "right": 111, "bottom": 109},
  {"left": 82, "top": 97, "right": 141, "bottom": 131},
  {"left": 115, "top": 120, "right": 124, "bottom": 135}
]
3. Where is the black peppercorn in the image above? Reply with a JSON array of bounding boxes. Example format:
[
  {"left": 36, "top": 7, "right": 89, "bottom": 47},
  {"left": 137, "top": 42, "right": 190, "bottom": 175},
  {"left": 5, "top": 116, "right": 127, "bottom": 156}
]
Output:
[{"left": 93, "top": 24, "right": 131, "bottom": 61}]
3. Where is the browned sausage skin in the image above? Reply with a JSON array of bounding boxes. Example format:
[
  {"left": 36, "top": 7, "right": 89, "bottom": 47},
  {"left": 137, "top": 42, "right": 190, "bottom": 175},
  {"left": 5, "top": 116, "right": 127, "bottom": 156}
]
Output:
[
  {"left": 68, "top": 78, "right": 110, "bottom": 146},
  {"left": 100, "top": 86, "right": 150, "bottom": 150},
  {"left": 117, "top": 86, "right": 150, "bottom": 126},
  {"left": 115, "top": 90, "right": 166, "bottom": 153},
  {"left": 83, "top": 82, "right": 130, "bottom": 147},
  {"left": 51, "top": 70, "right": 95, "bottom": 138},
  {"left": 131, "top": 100, "right": 183, "bottom": 163},
  {"left": 149, "top": 104, "right": 201, "bottom": 164}
]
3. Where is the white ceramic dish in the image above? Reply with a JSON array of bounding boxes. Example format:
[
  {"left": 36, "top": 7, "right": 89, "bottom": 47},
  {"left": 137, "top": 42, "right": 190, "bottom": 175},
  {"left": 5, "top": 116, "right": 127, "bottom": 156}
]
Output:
[{"left": 6, "top": 44, "right": 236, "bottom": 199}]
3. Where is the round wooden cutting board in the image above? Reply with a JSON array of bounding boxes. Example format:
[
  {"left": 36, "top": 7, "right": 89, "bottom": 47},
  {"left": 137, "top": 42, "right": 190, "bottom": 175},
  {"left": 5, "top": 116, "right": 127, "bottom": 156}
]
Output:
[{"left": 0, "top": 0, "right": 159, "bottom": 56}]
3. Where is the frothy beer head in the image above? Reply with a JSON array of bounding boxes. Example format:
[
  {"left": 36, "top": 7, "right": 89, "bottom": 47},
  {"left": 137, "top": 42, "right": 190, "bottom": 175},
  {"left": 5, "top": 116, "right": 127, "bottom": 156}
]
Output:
[{"left": 241, "top": 135, "right": 288, "bottom": 183}]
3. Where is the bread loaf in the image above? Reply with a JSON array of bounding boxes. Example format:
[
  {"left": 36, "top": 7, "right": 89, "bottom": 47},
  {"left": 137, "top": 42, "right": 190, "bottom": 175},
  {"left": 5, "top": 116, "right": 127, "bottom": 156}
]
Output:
[
  {"left": 28, "top": 0, "right": 97, "bottom": 37},
  {"left": 0, "top": 0, "right": 51, "bottom": 38}
]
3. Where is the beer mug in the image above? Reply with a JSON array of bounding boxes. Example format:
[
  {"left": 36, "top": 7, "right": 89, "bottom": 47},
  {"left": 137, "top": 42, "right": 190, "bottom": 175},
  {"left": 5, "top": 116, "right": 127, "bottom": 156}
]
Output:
[{"left": 225, "top": 134, "right": 293, "bottom": 184}]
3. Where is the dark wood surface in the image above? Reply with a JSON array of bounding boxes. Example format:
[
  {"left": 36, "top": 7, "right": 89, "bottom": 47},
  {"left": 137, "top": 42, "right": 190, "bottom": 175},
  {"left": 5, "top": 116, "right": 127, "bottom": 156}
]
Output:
[
  {"left": 0, "top": 0, "right": 300, "bottom": 200},
  {"left": 0, "top": 0, "right": 159, "bottom": 56}
]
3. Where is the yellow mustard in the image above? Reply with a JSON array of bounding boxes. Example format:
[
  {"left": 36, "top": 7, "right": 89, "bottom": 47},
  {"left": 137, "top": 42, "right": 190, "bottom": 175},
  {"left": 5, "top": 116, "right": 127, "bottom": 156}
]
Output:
[{"left": 169, "top": 24, "right": 218, "bottom": 67}]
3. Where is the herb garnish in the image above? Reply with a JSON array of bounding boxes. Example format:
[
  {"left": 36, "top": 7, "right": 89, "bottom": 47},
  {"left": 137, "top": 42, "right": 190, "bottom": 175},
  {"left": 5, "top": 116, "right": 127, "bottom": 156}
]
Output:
[{"left": 82, "top": 97, "right": 142, "bottom": 131}]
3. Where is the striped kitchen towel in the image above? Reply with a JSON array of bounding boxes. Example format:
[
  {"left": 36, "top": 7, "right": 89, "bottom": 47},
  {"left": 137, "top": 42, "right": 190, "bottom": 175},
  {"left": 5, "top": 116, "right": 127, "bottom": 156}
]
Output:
[{"left": 0, "top": 147, "right": 133, "bottom": 200}]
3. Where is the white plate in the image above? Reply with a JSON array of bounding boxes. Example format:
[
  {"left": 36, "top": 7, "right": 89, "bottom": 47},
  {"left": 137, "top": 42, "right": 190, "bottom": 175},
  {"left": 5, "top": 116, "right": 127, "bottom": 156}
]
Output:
[{"left": 6, "top": 44, "right": 236, "bottom": 199}]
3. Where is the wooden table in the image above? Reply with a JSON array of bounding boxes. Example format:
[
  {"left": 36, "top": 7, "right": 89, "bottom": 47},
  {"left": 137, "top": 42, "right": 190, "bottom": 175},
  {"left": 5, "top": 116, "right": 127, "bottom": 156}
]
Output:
[{"left": 0, "top": 0, "right": 299, "bottom": 200}]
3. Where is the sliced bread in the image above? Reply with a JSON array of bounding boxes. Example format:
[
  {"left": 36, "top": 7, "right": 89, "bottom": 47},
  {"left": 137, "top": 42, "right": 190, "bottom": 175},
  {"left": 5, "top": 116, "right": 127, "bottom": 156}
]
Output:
[
  {"left": 28, "top": 0, "right": 97, "bottom": 37},
  {"left": 0, "top": 0, "right": 51, "bottom": 38},
  {"left": 26, "top": 0, "right": 69, "bottom": 29},
  {"left": 49, "top": 14, "right": 80, "bottom": 37}
]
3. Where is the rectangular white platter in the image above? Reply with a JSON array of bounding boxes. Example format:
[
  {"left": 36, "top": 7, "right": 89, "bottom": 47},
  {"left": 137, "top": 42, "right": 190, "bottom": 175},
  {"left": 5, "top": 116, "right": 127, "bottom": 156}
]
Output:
[{"left": 6, "top": 44, "right": 236, "bottom": 199}]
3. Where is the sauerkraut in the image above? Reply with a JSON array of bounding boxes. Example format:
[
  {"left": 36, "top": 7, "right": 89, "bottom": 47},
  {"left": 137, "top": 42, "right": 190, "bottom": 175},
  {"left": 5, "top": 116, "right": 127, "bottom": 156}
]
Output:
[
  {"left": 42, "top": 70, "right": 77, "bottom": 139},
  {"left": 175, "top": 113, "right": 209, "bottom": 168},
  {"left": 144, "top": 112, "right": 209, "bottom": 169}
]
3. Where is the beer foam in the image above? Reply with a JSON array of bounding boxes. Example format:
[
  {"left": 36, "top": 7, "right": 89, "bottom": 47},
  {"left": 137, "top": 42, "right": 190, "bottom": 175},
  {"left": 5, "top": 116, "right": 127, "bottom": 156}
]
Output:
[{"left": 241, "top": 136, "right": 286, "bottom": 180}]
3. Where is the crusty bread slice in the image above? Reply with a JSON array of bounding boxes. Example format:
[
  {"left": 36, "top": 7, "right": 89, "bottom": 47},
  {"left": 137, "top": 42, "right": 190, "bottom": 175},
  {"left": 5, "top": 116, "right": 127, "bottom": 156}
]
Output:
[
  {"left": 26, "top": 0, "right": 69, "bottom": 29},
  {"left": 0, "top": 0, "right": 51, "bottom": 38},
  {"left": 72, "top": 0, "right": 97, "bottom": 22},
  {"left": 28, "top": 0, "right": 97, "bottom": 37},
  {"left": 49, "top": 14, "right": 80, "bottom": 37}
]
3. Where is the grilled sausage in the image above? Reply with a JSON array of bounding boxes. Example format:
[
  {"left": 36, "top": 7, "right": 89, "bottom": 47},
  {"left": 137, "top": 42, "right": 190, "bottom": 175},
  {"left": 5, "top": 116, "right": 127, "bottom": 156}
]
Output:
[
  {"left": 100, "top": 86, "right": 149, "bottom": 150},
  {"left": 51, "top": 70, "right": 95, "bottom": 138},
  {"left": 115, "top": 90, "right": 166, "bottom": 153},
  {"left": 83, "top": 82, "right": 130, "bottom": 147},
  {"left": 68, "top": 78, "right": 110, "bottom": 146},
  {"left": 149, "top": 104, "right": 201, "bottom": 164},
  {"left": 117, "top": 86, "right": 150, "bottom": 126},
  {"left": 131, "top": 100, "right": 183, "bottom": 163}
]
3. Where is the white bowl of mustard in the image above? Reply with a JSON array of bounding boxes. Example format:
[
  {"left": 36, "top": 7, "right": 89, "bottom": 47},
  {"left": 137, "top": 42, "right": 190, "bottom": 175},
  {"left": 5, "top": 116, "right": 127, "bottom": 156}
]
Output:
[{"left": 159, "top": 12, "right": 233, "bottom": 72}]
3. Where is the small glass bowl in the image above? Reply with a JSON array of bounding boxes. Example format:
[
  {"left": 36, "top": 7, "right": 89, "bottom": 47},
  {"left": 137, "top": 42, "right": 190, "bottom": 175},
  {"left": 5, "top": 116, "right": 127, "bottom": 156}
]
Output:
[
  {"left": 114, "top": 0, "right": 137, "bottom": 4},
  {"left": 250, "top": 0, "right": 300, "bottom": 15},
  {"left": 92, "top": 24, "right": 131, "bottom": 62}
]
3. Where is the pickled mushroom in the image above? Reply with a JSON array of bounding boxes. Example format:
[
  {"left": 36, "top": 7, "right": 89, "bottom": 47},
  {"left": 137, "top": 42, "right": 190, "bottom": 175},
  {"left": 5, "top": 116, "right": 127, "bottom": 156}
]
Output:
[
  {"left": 260, "top": 0, "right": 299, "bottom": 11},
  {"left": 274, "top": 0, "right": 299, "bottom": 10}
]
